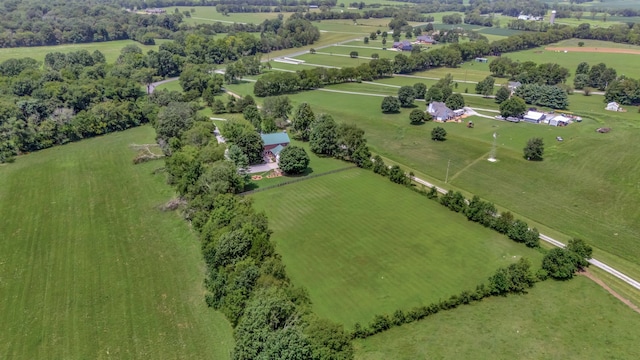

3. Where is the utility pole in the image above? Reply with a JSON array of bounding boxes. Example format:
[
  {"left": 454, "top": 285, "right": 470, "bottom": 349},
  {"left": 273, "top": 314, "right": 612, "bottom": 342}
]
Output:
[{"left": 445, "top": 159, "right": 451, "bottom": 183}]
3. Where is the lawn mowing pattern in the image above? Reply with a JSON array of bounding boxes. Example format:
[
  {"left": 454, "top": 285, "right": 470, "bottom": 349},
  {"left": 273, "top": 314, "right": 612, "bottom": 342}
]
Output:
[
  {"left": 0, "top": 126, "right": 232, "bottom": 359},
  {"left": 355, "top": 276, "right": 640, "bottom": 359},
  {"left": 250, "top": 168, "right": 542, "bottom": 327}
]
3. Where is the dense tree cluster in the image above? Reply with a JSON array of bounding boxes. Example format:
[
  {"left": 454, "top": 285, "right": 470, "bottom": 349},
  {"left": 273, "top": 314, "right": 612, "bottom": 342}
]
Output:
[
  {"left": 573, "top": 62, "right": 617, "bottom": 91},
  {"left": 0, "top": 48, "right": 167, "bottom": 162},
  {"left": 489, "top": 58, "right": 570, "bottom": 85},
  {"left": 542, "top": 238, "right": 593, "bottom": 280},
  {"left": 514, "top": 84, "right": 569, "bottom": 109},
  {"left": 605, "top": 76, "right": 640, "bottom": 106},
  {"left": 0, "top": 0, "right": 188, "bottom": 47}
]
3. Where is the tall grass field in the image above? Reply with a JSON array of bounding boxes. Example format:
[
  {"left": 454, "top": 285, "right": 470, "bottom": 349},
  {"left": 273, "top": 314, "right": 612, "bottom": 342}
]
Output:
[{"left": 0, "top": 126, "right": 232, "bottom": 359}]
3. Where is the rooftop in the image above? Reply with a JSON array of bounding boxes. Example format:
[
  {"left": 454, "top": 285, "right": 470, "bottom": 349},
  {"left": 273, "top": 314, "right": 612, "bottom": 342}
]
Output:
[{"left": 261, "top": 132, "right": 290, "bottom": 146}]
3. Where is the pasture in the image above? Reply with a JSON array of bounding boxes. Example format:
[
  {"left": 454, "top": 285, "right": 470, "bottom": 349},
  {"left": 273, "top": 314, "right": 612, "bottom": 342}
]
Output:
[
  {"left": 250, "top": 168, "right": 543, "bottom": 327},
  {"left": 0, "top": 126, "right": 233, "bottom": 359},
  {"left": 0, "top": 40, "right": 166, "bottom": 64},
  {"left": 355, "top": 276, "right": 640, "bottom": 359},
  {"left": 222, "top": 76, "right": 640, "bottom": 280}
]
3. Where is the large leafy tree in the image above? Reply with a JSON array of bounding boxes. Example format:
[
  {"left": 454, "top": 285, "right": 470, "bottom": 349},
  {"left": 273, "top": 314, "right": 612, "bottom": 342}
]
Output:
[
  {"left": 156, "top": 102, "right": 196, "bottom": 141},
  {"left": 523, "top": 137, "right": 544, "bottom": 161},
  {"left": 445, "top": 93, "right": 465, "bottom": 110},
  {"left": 475, "top": 75, "right": 495, "bottom": 97},
  {"left": 499, "top": 96, "right": 526, "bottom": 118},
  {"left": 380, "top": 96, "right": 401, "bottom": 113},
  {"left": 310, "top": 114, "right": 338, "bottom": 156},
  {"left": 431, "top": 126, "right": 447, "bottom": 141},
  {"left": 235, "top": 130, "right": 264, "bottom": 164},
  {"left": 409, "top": 109, "right": 426, "bottom": 124},
  {"left": 397, "top": 86, "right": 416, "bottom": 107},
  {"left": 413, "top": 83, "right": 427, "bottom": 99},
  {"left": 292, "top": 103, "right": 315, "bottom": 141},
  {"left": 495, "top": 86, "right": 510, "bottom": 104},
  {"left": 542, "top": 248, "right": 578, "bottom": 280},
  {"left": 278, "top": 146, "right": 310, "bottom": 174}
]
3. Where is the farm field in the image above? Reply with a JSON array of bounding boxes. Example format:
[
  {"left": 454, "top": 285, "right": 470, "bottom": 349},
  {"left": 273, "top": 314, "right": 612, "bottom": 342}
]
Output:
[
  {"left": 250, "top": 168, "right": 543, "bottom": 327},
  {"left": 355, "top": 276, "right": 640, "bottom": 359},
  {"left": 0, "top": 40, "right": 167, "bottom": 64},
  {"left": 0, "top": 126, "right": 233, "bottom": 359},
  {"left": 221, "top": 77, "right": 640, "bottom": 281},
  {"left": 163, "top": 6, "right": 293, "bottom": 25}
]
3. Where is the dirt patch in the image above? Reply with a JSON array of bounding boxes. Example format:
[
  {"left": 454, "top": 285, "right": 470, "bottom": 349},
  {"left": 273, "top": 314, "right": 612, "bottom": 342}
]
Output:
[
  {"left": 544, "top": 46, "right": 640, "bottom": 55},
  {"left": 579, "top": 269, "right": 640, "bottom": 315}
]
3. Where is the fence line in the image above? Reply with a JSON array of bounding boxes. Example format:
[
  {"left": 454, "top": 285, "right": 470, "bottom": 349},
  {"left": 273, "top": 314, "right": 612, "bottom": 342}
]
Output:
[{"left": 241, "top": 165, "right": 357, "bottom": 195}]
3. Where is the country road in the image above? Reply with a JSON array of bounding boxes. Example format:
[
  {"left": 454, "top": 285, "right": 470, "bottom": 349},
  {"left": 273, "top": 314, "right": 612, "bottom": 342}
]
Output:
[
  {"left": 147, "top": 77, "right": 179, "bottom": 94},
  {"left": 410, "top": 175, "right": 640, "bottom": 292}
]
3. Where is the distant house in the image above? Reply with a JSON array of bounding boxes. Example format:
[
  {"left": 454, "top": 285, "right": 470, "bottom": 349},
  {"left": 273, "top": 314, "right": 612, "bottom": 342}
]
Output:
[
  {"left": 549, "top": 115, "right": 570, "bottom": 127},
  {"left": 517, "top": 15, "right": 530, "bottom": 20},
  {"left": 392, "top": 40, "right": 412, "bottom": 51},
  {"left": 475, "top": 57, "right": 488, "bottom": 63},
  {"left": 427, "top": 102, "right": 455, "bottom": 121},
  {"left": 145, "top": 8, "right": 166, "bottom": 14},
  {"left": 523, "top": 110, "right": 545, "bottom": 123},
  {"left": 605, "top": 101, "right": 622, "bottom": 112},
  {"left": 261, "top": 132, "right": 290, "bottom": 162},
  {"left": 508, "top": 81, "right": 522, "bottom": 92},
  {"left": 416, "top": 35, "right": 436, "bottom": 44}
]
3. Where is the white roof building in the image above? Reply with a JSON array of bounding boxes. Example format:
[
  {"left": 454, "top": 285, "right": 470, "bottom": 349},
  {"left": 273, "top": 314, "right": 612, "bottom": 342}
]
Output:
[
  {"left": 606, "top": 102, "right": 621, "bottom": 111},
  {"left": 523, "top": 111, "right": 545, "bottom": 123}
]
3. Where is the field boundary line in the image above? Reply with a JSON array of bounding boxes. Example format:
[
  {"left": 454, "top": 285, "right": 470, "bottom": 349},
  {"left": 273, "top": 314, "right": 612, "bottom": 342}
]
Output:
[
  {"left": 409, "top": 174, "right": 640, "bottom": 292},
  {"left": 241, "top": 165, "right": 357, "bottom": 195}
]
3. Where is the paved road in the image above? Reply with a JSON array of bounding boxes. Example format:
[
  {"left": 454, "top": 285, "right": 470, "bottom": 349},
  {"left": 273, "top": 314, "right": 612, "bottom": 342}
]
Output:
[
  {"left": 411, "top": 175, "right": 640, "bottom": 291},
  {"left": 148, "top": 77, "right": 179, "bottom": 94}
]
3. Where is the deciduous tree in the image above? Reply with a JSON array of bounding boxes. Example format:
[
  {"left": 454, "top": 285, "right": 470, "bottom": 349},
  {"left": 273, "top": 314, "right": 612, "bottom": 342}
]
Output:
[{"left": 278, "top": 146, "right": 310, "bottom": 174}]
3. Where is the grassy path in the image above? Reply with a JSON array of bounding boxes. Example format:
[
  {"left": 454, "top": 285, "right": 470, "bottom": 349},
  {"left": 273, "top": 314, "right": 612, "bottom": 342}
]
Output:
[{"left": 0, "top": 126, "right": 233, "bottom": 359}]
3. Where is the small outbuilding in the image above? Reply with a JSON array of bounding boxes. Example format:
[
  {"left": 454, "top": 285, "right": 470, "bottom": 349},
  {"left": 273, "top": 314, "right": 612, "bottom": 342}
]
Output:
[
  {"left": 605, "top": 101, "right": 622, "bottom": 112},
  {"left": 523, "top": 111, "right": 545, "bottom": 124},
  {"left": 475, "top": 57, "right": 488, "bottom": 63},
  {"left": 549, "top": 115, "right": 570, "bottom": 127}
]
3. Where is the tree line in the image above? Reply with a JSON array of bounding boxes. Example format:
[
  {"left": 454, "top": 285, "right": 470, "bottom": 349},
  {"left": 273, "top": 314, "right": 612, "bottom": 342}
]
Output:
[{"left": 150, "top": 99, "right": 354, "bottom": 359}]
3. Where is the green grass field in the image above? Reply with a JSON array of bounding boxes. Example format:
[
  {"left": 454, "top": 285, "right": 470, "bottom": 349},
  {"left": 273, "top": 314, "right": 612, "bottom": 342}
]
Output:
[
  {"left": 250, "top": 168, "right": 542, "bottom": 327},
  {"left": 222, "top": 77, "right": 640, "bottom": 281},
  {"left": 0, "top": 40, "right": 166, "bottom": 64},
  {"left": 355, "top": 276, "right": 640, "bottom": 359},
  {"left": 0, "top": 126, "right": 233, "bottom": 359}
]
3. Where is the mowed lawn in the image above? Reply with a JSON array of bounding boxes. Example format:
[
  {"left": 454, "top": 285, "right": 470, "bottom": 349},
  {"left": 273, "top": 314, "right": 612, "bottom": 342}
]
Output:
[
  {"left": 250, "top": 168, "right": 542, "bottom": 327},
  {"left": 0, "top": 40, "right": 166, "bottom": 64},
  {"left": 0, "top": 126, "right": 232, "bottom": 359},
  {"left": 355, "top": 276, "right": 640, "bottom": 359}
]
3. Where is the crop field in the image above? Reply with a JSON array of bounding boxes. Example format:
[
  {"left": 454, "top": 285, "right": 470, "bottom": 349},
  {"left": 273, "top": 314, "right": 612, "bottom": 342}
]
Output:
[
  {"left": 250, "top": 168, "right": 542, "bottom": 327},
  {"left": 355, "top": 276, "right": 640, "bottom": 359},
  {"left": 0, "top": 126, "right": 232, "bottom": 359},
  {"left": 0, "top": 40, "right": 166, "bottom": 64}
]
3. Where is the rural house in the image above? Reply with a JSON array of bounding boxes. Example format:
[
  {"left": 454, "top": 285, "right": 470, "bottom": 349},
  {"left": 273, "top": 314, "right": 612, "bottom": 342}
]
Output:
[
  {"left": 261, "top": 132, "right": 290, "bottom": 162},
  {"left": 392, "top": 40, "right": 413, "bottom": 51},
  {"left": 605, "top": 101, "right": 622, "bottom": 112},
  {"left": 508, "top": 81, "right": 522, "bottom": 92},
  {"left": 427, "top": 102, "right": 455, "bottom": 121},
  {"left": 416, "top": 35, "right": 436, "bottom": 44}
]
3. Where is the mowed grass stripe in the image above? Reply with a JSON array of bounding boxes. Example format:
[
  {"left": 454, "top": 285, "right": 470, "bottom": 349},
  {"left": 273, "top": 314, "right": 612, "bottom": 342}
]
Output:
[
  {"left": 0, "top": 126, "right": 232, "bottom": 359},
  {"left": 251, "top": 168, "right": 542, "bottom": 327}
]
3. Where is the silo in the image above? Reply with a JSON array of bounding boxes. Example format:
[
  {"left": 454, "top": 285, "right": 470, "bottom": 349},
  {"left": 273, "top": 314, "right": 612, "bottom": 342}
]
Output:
[{"left": 550, "top": 10, "right": 556, "bottom": 24}]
